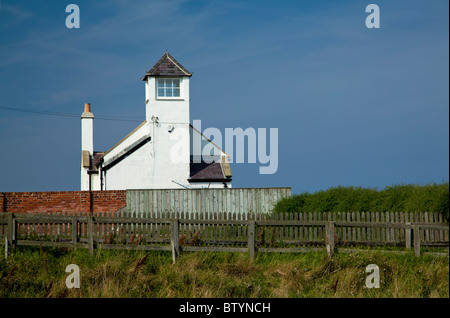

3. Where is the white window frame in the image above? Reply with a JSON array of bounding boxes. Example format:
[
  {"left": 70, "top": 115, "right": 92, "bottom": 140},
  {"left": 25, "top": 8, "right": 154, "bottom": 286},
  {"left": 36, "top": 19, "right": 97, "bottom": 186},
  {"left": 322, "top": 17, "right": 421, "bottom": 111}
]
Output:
[{"left": 156, "top": 78, "right": 183, "bottom": 100}]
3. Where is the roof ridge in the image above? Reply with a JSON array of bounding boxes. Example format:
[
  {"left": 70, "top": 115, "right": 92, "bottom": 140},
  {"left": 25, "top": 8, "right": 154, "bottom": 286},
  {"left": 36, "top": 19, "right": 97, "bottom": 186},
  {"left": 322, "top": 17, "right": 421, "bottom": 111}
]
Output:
[
  {"left": 103, "top": 121, "right": 147, "bottom": 156},
  {"left": 142, "top": 52, "right": 192, "bottom": 80},
  {"left": 165, "top": 52, "right": 191, "bottom": 76}
]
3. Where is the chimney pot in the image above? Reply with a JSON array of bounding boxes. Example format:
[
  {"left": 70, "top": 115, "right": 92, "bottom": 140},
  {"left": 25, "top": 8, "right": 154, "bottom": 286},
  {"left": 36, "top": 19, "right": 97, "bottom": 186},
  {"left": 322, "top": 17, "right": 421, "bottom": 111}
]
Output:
[{"left": 84, "top": 103, "right": 91, "bottom": 113}]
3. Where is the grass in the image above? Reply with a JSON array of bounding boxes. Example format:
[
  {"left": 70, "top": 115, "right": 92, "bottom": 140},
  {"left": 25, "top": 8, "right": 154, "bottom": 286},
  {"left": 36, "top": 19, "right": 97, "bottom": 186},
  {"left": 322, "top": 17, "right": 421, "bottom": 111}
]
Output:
[{"left": 0, "top": 246, "right": 448, "bottom": 298}]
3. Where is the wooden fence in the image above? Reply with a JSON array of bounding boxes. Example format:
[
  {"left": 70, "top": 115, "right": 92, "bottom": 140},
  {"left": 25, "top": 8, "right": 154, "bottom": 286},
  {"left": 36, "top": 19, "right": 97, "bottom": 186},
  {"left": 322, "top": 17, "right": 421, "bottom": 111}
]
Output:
[
  {"left": 0, "top": 211, "right": 448, "bottom": 261},
  {"left": 126, "top": 188, "right": 292, "bottom": 215}
]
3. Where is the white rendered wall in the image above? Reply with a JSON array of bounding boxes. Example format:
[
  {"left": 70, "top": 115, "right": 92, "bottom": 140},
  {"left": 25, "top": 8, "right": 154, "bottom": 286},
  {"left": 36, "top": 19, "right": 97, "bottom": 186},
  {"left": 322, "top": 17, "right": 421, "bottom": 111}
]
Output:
[
  {"left": 100, "top": 76, "right": 191, "bottom": 190},
  {"left": 103, "top": 135, "right": 190, "bottom": 190},
  {"left": 81, "top": 167, "right": 90, "bottom": 191},
  {"left": 145, "top": 77, "right": 190, "bottom": 124},
  {"left": 91, "top": 173, "right": 101, "bottom": 191},
  {"left": 94, "top": 75, "right": 229, "bottom": 190},
  {"left": 101, "top": 122, "right": 229, "bottom": 190}
]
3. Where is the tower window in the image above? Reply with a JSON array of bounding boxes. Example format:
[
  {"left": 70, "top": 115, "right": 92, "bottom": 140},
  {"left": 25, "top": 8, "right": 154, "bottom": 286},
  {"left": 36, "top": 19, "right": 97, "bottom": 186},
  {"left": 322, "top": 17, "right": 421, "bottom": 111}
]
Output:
[{"left": 157, "top": 78, "right": 180, "bottom": 98}]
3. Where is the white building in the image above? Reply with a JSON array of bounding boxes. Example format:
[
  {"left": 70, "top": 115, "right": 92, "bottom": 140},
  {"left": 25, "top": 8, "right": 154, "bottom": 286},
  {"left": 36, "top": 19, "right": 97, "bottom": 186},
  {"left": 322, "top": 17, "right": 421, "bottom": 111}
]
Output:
[{"left": 81, "top": 52, "right": 232, "bottom": 191}]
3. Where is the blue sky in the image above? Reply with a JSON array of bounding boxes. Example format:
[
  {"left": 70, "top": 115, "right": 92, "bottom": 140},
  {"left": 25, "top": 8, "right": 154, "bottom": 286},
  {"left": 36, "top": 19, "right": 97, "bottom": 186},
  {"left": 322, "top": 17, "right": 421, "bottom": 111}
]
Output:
[{"left": 0, "top": 0, "right": 448, "bottom": 194}]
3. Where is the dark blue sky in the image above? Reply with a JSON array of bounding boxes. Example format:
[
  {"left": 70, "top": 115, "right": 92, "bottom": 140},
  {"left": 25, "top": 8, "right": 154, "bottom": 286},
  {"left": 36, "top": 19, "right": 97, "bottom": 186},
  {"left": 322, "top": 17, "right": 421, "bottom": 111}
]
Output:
[{"left": 0, "top": 0, "right": 448, "bottom": 194}]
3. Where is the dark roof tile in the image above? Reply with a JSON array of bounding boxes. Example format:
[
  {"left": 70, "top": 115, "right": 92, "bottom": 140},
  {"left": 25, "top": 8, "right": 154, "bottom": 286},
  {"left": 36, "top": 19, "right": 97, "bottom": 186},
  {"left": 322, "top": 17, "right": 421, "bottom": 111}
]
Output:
[
  {"left": 88, "top": 152, "right": 105, "bottom": 173},
  {"left": 142, "top": 52, "right": 192, "bottom": 80},
  {"left": 189, "top": 157, "right": 229, "bottom": 182}
]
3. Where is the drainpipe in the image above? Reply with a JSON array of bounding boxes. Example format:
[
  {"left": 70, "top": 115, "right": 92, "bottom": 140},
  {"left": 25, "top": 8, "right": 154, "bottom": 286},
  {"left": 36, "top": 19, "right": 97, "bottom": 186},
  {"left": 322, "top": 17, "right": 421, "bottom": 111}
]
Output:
[{"left": 100, "top": 160, "right": 104, "bottom": 191}]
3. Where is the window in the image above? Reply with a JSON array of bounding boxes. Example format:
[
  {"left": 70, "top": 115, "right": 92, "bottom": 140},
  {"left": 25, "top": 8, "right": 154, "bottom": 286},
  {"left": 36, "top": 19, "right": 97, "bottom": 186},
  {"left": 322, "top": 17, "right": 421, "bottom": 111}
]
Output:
[{"left": 157, "top": 78, "right": 181, "bottom": 98}]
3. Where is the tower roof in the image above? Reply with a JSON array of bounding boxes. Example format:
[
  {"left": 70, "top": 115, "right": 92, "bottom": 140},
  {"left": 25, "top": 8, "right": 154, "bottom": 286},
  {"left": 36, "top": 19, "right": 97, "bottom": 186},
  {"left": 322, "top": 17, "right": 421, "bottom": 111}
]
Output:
[{"left": 142, "top": 52, "right": 192, "bottom": 81}]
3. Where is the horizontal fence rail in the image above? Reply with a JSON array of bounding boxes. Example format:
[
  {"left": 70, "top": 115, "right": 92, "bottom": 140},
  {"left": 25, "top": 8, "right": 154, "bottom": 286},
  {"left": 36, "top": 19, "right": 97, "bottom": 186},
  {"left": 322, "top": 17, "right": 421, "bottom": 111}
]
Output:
[{"left": 0, "top": 211, "right": 448, "bottom": 260}]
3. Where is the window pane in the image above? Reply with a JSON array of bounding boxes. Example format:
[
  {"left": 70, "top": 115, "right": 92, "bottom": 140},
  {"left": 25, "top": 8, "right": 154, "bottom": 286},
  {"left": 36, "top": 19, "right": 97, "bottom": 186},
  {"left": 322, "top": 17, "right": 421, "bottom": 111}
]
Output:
[
  {"left": 166, "top": 88, "right": 173, "bottom": 97},
  {"left": 158, "top": 88, "right": 165, "bottom": 97},
  {"left": 166, "top": 80, "right": 173, "bottom": 89},
  {"left": 173, "top": 88, "right": 180, "bottom": 97},
  {"left": 173, "top": 79, "right": 180, "bottom": 88},
  {"left": 157, "top": 80, "right": 164, "bottom": 88}
]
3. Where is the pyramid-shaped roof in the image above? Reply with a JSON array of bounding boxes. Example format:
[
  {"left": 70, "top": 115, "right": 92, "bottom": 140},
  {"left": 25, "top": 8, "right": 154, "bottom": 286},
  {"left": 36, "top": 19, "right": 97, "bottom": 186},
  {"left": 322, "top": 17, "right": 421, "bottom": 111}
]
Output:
[{"left": 142, "top": 52, "right": 192, "bottom": 81}]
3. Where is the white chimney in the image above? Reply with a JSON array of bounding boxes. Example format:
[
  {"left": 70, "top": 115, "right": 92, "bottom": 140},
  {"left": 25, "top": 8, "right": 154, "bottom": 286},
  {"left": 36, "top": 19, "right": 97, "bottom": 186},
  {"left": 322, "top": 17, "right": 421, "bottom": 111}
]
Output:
[
  {"left": 81, "top": 103, "right": 94, "bottom": 191},
  {"left": 81, "top": 103, "right": 94, "bottom": 154}
]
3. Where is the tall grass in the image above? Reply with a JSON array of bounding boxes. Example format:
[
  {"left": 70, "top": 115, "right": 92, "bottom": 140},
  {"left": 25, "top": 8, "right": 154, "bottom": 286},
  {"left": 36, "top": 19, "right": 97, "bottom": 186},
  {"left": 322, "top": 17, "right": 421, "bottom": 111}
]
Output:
[
  {"left": 273, "top": 182, "right": 449, "bottom": 221},
  {"left": 0, "top": 246, "right": 448, "bottom": 298}
]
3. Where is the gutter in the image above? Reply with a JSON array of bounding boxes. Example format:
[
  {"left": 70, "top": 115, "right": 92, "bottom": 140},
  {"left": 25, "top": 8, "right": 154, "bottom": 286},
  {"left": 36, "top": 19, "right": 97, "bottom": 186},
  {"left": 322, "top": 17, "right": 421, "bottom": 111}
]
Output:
[{"left": 187, "top": 178, "right": 232, "bottom": 183}]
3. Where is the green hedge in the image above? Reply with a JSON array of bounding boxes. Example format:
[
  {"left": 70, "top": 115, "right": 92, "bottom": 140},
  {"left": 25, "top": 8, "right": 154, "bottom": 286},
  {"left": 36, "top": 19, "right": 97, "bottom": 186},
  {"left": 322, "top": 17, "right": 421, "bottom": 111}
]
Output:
[{"left": 273, "top": 182, "right": 449, "bottom": 221}]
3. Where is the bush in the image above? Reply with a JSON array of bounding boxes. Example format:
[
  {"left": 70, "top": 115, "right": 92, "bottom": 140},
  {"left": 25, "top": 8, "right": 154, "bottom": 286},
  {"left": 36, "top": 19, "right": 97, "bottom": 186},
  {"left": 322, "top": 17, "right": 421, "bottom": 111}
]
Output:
[{"left": 273, "top": 182, "right": 449, "bottom": 221}]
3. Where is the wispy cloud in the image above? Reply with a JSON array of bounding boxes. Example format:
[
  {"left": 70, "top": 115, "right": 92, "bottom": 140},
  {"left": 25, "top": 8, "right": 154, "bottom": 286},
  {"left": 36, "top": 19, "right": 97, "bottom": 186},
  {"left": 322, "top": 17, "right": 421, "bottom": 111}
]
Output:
[{"left": 0, "top": 2, "right": 34, "bottom": 25}]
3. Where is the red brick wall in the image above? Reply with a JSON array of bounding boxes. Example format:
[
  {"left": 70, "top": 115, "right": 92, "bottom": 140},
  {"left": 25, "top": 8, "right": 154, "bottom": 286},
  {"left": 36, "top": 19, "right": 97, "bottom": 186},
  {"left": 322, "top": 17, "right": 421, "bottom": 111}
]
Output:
[{"left": 0, "top": 191, "right": 126, "bottom": 214}]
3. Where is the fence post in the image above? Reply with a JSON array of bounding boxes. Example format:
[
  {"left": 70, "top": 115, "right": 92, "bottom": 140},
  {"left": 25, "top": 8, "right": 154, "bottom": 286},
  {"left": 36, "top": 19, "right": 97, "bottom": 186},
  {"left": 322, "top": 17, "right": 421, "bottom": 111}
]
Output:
[
  {"left": 7, "top": 213, "right": 12, "bottom": 250},
  {"left": 7, "top": 213, "right": 16, "bottom": 249},
  {"left": 171, "top": 219, "right": 180, "bottom": 264},
  {"left": 413, "top": 225, "right": 420, "bottom": 257},
  {"left": 4, "top": 236, "right": 8, "bottom": 260},
  {"left": 88, "top": 215, "right": 94, "bottom": 256},
  {"left": 248, "top": 220, "right": 256, "bottom": 259},
  {"left": 72, "top": 217, "right": 78, "bottom": 247},
  {"left": 405, "top": 222, "right": 411, "bottom": 250},
  {"left": 326, "top": 221, "right": 335, "bottom": 258}
]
